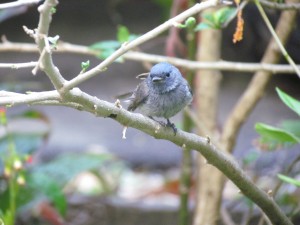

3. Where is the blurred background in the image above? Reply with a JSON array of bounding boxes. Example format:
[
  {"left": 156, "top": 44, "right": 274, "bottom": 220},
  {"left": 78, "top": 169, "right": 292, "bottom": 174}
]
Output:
[{"left": 0, "top": 0, "right": 300, "bottom": 225}]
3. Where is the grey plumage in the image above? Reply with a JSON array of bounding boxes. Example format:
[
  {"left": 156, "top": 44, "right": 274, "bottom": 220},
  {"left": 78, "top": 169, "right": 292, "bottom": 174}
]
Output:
[{"left": 127, "top": 62, "right": 193, "bottom": 133}]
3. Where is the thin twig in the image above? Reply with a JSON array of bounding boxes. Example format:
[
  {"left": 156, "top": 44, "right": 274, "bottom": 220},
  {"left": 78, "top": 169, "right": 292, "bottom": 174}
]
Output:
[
  {"left": 0, "top": 62, "right": 37, "bottom": 69},
  {"left": 33, "top": 0, "right": 66, "bottom": 90},
  {"left": 221, "top": 207, "right": 237, "bottom": 225},
  {"left": 258, "top": 155, "right": 300, "bottom": 225},
  {"left": 0, "top": 0, "right": 41, "bottom": 10},
  {"left": 255, "top": 0, "right": 300, "bottom": 78},
  {"left": 62, "top": 0, "right": 221, "bottom": 91},
  {"left": 259, "top": 0, "right": 300, "bottom": 10},
  {"left": 1, "top": 41, "right": 299, "bottom": 74}
]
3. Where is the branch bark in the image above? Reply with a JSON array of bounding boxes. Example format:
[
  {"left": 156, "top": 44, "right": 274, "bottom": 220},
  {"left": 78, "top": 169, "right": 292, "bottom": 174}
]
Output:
[
  {"left": 1, "top": 42, "right": 300, "bottom": 74},
  {"left": 0, "top": 88, "right": 293, "bottom": 225},
  {"left": 0, "top": 0, "right": 41, "bottom": 9}
]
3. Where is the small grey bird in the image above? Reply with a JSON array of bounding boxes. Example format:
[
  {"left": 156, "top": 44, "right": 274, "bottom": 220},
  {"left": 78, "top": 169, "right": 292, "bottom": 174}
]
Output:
[{"left": 127, "top": 62, "right": 193, "bottom": 134}]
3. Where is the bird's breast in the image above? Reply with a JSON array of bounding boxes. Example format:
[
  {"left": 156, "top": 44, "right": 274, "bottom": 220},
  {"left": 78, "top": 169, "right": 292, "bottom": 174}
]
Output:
[{"left": 139, "top": 83, "right": 192, "bottom": 118}]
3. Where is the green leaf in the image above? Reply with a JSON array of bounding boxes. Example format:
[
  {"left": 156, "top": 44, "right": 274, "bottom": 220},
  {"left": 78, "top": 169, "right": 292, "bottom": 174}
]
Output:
[
  {"left": 35, "top": 153, "right": 117, "bottom": 186},
  {"left": 213, "top": 7, "right": 236, "bottom": 27},
  {"left": 255, "top": 123, "right": 300, "bottom": 144},
  {"left": 280, "top": 120, "right": 300, "bottom": 138},
  {"left": 15, "top": 110, "right": 49, "bottom": 122},
  {"left": 276, "top": 88, "right": 300, "bottom": 117},
  {"left": 51, "top": 7, "right": 56, "bottom": 14},
  {"left": 28, "top": 172, "right": 67, "bottom": 216},
  {"left": 202, "top": 13, "right": 214, "bottom": 24},
  {"left": 89, "top": 40, "right": 121, "bottom": 59},
  {"left": 277, "top": 174, "right": 300, "bottom": 187},
  {"left": 90, "top": 40, "right": 120, "bottom": 51},
  {"left": 198, "top": 7, "right": 236, "bottom": 31},
  {"left": 81, "top": 60, "right": 90, "bottom": 72},
  {"left": 117, "top": 25, "right": 130, "bottom": 43},
  {"left": 194, "top": 22, "right": 215, "bottom": 31}
]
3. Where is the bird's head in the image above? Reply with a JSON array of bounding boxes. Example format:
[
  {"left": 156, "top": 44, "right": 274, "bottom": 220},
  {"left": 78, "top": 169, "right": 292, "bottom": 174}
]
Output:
[{"left": 148, "top": 62, "right": 182, "bottom": 93}]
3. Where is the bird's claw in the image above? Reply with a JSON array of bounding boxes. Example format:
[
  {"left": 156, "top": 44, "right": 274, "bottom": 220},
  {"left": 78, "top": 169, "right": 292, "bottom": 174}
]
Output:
[
  {"left": 149, "top": 117, "right": 177, "bottom": 135},
  {"left": 166, "top": 119, "right": 177, "bottom": 135}
]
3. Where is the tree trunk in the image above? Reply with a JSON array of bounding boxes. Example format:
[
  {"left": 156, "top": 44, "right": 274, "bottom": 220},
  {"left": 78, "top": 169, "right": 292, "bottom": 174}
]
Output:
[{"left": 193, "top": 8, "right": 223, "bottom": 225}]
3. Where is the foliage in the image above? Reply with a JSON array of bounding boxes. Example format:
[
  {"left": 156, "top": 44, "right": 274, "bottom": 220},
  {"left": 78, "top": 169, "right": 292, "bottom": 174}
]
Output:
[
  {"left": 277, "top": 174, "right": 300, "bottom": 187},
  {"left": 0, "top": 109, "right": 125, "bottom": 225},
  {"left": 89, "top": 25, "right": 139, "bottom": 60},
  {"left": 255, "top": 88, "right": 300, "bottom": 150},
  {"left": 195, "top": 7, "right": 236, "bottom": 31}
]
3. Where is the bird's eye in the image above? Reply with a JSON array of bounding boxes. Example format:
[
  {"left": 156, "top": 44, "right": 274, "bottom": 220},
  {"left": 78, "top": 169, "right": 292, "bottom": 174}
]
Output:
[{"left": 166, "top": 73, "right": 170, "bottom": 78}]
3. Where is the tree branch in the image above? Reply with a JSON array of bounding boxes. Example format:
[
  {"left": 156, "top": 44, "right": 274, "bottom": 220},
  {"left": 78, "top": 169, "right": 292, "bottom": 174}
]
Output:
[
  {"left": 0, "top": 0, "right": 295, "bottom": 223},
  {"left": 0, "top": 62, "right": 37, "bottom": 69},
  {"left": 0, "top": 88, "right": 293, "bottom": 225},
  {"left": 32, "top": 0, "right": 66, "bottom": 90},
  {"left": 259, "top": 0, "right": 300, "bottom": 10},
  {"left": 1, "top": 41, "right": 299, "bottom": 74},
  {"left": 0, "top": 90, "right": 60, "bottom": 106},
  {"left": 62, "top": 0, "right": 221, "bottom": 91},
  {"left": 0, "top": 0, "right": 41, "bottom": 10}
]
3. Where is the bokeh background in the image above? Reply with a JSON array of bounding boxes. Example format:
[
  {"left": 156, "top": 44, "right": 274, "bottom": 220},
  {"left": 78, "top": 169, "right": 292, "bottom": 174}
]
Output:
[{"left": 0, "top": 1, "right": 300, "bottom": 224}]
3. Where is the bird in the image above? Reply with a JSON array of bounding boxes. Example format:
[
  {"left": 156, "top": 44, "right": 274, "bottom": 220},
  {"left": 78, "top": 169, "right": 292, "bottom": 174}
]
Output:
[{"left": 127, "top": 62, "right": 193, "bottom": 134}]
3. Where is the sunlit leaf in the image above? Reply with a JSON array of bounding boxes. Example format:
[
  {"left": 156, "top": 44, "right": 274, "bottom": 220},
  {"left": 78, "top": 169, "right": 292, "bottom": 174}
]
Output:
[
  {"left": 255, "top": 123, "right": 300, "bottom": 144},
  {"left": 277, "top": 174, "right": 300, "bottom": 187},
  {"left": 117, "top": 25, "right": 130, "bottom": 43},
  {"left": 214, "top": 7, "right": 236, "bottom": 27},
  {"left": 197, "top": 7, "right": 236, "bottom": 31},
  {"left": 81, "top": 60, "right": 90, "bottom": 72},
  {"left": 276, "top": 88, "right": 300, "bottom": 117}
]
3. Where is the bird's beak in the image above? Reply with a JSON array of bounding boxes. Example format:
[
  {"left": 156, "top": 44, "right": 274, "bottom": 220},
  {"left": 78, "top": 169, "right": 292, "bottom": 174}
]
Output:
[{"left": 152, "top": 76, "right": 163, "bottom": 83}]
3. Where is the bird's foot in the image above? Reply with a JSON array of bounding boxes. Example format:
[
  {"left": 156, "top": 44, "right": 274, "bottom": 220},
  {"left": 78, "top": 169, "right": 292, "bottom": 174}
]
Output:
[
  {"left": 166, "top": 119, "right": 177, "bottom": 135},
  {"left": 149, "top": 117, "right": 177, "bottom": 135}
]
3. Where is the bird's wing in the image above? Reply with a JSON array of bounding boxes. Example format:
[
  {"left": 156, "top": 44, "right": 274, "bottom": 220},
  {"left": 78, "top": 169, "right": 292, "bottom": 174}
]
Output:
[{"left": 127, "top": 81, "right": 149, "bottom": 111}]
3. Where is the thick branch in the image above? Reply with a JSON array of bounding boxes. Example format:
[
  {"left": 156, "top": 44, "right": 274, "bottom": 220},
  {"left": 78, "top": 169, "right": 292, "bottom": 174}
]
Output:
[
  {"left": 0, "top": 90, "right": 60, "bottom": 106},
  {"left": 0, "top": 88, "right": 292, "bottom": 225}
]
